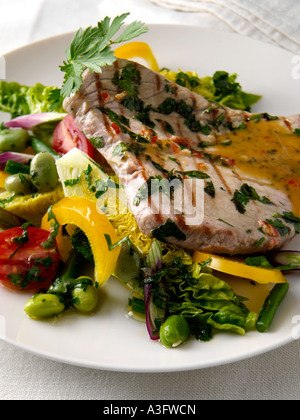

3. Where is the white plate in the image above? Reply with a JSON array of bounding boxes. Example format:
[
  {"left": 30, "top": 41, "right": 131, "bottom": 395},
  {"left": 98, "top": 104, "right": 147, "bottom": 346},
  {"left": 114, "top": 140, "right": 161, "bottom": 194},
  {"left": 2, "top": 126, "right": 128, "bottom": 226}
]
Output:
[{"left": 1, "top": 24, "right": 300, "bottom": 372}]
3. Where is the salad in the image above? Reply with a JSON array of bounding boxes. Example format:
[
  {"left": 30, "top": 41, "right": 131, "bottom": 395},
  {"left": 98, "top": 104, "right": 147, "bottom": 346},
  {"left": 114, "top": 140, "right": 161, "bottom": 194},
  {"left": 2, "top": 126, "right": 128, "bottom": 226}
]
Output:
[{"left": 0, "top": 13, "right": 299, "bottom": 349}]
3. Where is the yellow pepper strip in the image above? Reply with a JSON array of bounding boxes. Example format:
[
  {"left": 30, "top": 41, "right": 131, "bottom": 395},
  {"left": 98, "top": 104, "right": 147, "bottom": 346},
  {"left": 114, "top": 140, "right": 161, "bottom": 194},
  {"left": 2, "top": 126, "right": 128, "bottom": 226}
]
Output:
[
  {"left": 41, "top": 196, "right": 120, "bottom": 285},
  {"left": 0, "top": 171, "right": 9, "bottom": 189},
  {"left": 193, "top": 251, "right": 287, "bottom": 284},
  {"left": 114, "top": 42, "right": 160, "bottom": 72}
]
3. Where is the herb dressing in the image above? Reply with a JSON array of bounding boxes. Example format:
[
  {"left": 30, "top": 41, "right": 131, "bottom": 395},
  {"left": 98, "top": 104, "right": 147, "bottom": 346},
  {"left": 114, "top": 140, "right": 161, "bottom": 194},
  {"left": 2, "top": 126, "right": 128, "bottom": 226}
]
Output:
[{"left": 207, "top": 119, "right": 300, "bottom": 216}]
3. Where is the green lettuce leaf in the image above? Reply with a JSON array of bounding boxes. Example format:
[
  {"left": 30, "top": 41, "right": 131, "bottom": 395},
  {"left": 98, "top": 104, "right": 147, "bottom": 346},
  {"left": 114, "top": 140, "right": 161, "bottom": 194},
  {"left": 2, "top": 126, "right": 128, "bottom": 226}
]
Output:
[
  {"left": 0, "top": 82, "right": 64, "bottom": 118},
  {"left": 164, "top": 259, "right": 256, "bottom": 339},
  {"left": 160, "top": 69, "right": 261, "bottom": 112}
]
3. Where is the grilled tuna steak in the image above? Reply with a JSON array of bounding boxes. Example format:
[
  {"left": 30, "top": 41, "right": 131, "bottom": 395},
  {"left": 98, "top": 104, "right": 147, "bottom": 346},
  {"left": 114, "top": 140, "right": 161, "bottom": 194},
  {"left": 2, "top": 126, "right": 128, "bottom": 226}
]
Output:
[{"left": 63, "top": 58, "right": 299, "bottom": 255}]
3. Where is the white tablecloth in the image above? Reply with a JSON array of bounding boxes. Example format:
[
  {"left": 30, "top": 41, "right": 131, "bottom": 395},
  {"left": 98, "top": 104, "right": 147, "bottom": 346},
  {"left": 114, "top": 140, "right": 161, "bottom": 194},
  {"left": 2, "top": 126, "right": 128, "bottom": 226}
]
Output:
[{"left": 0, "top": 0, "right": 300, "bottom": 401}]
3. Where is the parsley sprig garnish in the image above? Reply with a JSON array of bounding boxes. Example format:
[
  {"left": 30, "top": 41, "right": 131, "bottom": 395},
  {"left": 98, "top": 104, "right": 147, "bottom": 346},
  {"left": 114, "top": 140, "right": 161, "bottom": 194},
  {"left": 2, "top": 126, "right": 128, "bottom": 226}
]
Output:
[{"left": 59, "top": 13, "right": 148, "bottom": 99}]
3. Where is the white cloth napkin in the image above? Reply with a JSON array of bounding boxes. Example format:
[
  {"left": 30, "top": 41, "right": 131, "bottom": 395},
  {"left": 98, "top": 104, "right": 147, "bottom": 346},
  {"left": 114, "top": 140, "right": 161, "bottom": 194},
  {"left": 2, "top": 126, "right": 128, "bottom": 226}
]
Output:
[{"left": 98, "top": 0, "right": 300, "bottom": 54}]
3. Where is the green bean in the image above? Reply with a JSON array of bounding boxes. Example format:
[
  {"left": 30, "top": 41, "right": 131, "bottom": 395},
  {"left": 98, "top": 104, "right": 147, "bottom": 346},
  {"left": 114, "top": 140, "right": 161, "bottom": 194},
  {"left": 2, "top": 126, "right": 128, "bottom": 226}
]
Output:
[
  {"left": 5, "top": 173, "right": 35, "bottom": 195},
  {"left": 255, "top": 282, "right": 289, "bottom": 333},
  {"left": 71, "top": 276, "right": 99, "bottom": 313},
  {"left": 24, "top": 293, "right": 65, "bottom": 319},
  {"left": 0, "top": 128, "right": 29, "bottom": 152},
  {"left": 159, "top": 315, "right": 190, "bottom": 348},
  {"left": 4, "top": 160, "right": 30, "bottom": 175},
  {"left": 29, "top": 136, "right": 60, "bottom": 158},
  {"left": 30, "top": 152, "right": 58, "bottom": 192}
]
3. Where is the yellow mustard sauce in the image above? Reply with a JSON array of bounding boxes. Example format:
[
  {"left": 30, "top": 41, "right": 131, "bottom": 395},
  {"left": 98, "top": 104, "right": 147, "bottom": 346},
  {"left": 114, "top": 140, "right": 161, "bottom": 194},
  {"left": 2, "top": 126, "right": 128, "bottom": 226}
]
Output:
[{"left": 209, "top": 119, "right": 300, "bottom": 216}]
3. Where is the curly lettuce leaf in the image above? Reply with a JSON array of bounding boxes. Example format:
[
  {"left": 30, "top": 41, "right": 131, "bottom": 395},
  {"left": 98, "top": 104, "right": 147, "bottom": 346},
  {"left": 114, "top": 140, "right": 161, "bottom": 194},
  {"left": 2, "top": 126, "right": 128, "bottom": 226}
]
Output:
[
  {"left": 0, "top": 82, "right": 64, "bottom": 118},
  {"left": 165, "top": 259, "right": 256, "bottom": 339},
  {"left": 160, "top": 69, "right": 261, "bottom": 112}
]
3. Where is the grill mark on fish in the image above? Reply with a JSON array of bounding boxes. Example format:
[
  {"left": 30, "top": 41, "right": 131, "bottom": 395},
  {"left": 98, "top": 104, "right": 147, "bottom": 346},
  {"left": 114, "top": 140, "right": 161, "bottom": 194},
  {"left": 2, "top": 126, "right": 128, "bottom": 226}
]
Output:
[
  {"left": 211, "top": 162, "right": 232, "bottom": 195},
  {"left": 155, "top": 73, "right": 161, "bottom": 94},
  {"left": 95, "top": 73, "right": 115, "bottom": 138}
]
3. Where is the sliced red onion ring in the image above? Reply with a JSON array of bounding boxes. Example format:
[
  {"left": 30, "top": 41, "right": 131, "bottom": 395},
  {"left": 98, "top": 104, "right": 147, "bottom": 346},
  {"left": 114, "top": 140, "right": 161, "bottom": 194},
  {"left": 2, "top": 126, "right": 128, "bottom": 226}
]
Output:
[
  {"left": 0, "top": 152, "right": 34, "bottom": 170},
  {"left": 4, "top": 112, "right": 67, "bottom": 130},
  {"left": 269, "top": 250, "right": 300, "bottom": 271},
  {"left": 144, "top": 283, "right": 159, "bottom": 340}
]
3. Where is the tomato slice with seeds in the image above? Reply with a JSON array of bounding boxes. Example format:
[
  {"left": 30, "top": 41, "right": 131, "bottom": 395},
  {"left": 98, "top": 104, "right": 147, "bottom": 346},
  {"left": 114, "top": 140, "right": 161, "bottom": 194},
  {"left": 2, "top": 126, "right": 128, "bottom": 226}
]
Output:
[
  {"left": 53, "top": 115, "right": 95, "bottom": 158},
  {"left": 0, "top": 227, "right": 60, "bottom": 291}
]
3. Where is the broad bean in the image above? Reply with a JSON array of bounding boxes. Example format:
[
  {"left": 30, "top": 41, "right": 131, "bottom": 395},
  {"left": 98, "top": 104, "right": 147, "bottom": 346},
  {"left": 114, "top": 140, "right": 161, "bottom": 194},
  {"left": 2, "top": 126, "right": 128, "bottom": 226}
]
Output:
[
  {"left": 0, "top": 128, "right": 29, "bottom": 152},
  {"left": 30, "top": 152, "right": 58, "bottom": 192},
  {"left": 159, "top": 315, "right": 190, "bottom": 348},
  {"left": 24, "top": 293, "right": 65, "bottom": 319}
]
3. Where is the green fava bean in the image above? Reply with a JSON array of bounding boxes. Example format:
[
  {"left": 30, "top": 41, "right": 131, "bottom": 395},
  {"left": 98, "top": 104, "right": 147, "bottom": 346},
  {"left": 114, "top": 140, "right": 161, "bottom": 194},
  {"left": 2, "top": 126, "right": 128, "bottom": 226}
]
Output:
[
  {"left": 0, "top": 128, "right": 29, "bottom": 152},
  {"left": 30, "top": 152, "right": 58, "bottom": 192},
  {"left": 159, "top": 315, "right": 190, "bottom": 348},
  {"left": 71, "top": 277, "right": 99, "bottom": 313},
  {"left": 24, "top": 293, "right": 65, "bottom": 319},
  {"left": 5, "top": 173, "right": 35, "bottom": 195}
]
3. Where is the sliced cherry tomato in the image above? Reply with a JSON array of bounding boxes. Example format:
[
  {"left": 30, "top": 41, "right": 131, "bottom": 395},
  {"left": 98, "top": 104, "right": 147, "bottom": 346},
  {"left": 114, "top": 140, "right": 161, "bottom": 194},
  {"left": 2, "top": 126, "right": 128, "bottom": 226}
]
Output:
[
  {"left": 0, "top": 226, "right": 60, "bottom": 291},
  {"left": 53, "top": 115, "right": 95, "bottom": 158}
]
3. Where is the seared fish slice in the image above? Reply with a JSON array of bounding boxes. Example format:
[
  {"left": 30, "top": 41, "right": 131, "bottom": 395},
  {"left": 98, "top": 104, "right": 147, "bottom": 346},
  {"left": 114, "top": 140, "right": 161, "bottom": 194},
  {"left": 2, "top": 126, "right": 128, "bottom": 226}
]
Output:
[{"left": 63, "top": 58, "right": 298, "bottom": 255}]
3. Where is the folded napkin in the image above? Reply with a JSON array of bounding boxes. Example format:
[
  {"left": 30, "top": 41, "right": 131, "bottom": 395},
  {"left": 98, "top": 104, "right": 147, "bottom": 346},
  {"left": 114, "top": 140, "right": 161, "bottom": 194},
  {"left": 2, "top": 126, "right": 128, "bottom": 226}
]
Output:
[{"left": 98, "top": 0, "right": 300, "bottom": 54}]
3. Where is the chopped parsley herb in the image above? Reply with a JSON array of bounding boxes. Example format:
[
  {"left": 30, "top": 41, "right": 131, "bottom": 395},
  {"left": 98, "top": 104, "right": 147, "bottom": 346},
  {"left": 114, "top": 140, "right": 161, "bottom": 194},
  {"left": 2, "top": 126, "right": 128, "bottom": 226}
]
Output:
[
  {"left": 104, "top": 234, "right": 132, "bottom": 251},
  {"left": 41, "top": 206, "right": 60, "bottom": 249},
  {"left": 178, "top": 170, "right": 210, "bottom": 179},
  {"left": 168, "top": 156, "right": 180, "bottom": 165},
  {"left": 231, "top": 183, "right": 273, "bottom": 214},
  {"left": 71, "top": 228, "right": 94, "bottom": 262},
  {"left": 32, "top": 256, "right": 54, "bottom": 268},
  {"left": 98, "top": 106, "right": 150, "bottom": 144},
  {"left": 280, "top": 211, "right": 300, "bottom": 234},
  {"left": 294, "top": 128, "right": 300, "bottom": 136},
  {"left": 64, "top": 176, "right": 81, "bottom": 187},
  {"left": 89, "top": 136, "right": 105, "bottom": 148},
  {"left": 204, "top": 180, "right": 215, "bottom": 197},
  {"left": 249, "top": 112, "right": 279, "bottom": 122},
  {"left": 134, "top": 104, "right": 155, "bottom": 128},
  {"left": 254, "top": 237, "right": 266, "bottom": 249},
  {"left": 112, "top": 141, "right": 146, "bottom": 157},
  {"left": 154, "top": 97, "right": 211, "bottom": 135},
  {"left": 265, "top": 218, "right": 291, "bottom": 237},
  {"left": 152, "top": 219, "right": 186, "bottom": 242},
  {"left": 13, "top": 229, "right": 29, "bottom": 246},
  {"left": 134, "top": 175, "right": 181, "bottom": 206},
  {"left": 163, "top": 121, "right": 175, "bottom": 135},
  {"left": 175, "top": 71, "right": 200, "bottom": 88},
  {"left": 217, "top": 218, "right": 233, "bottom": 227},
  {"left": 245, "top": 255, "right": 273, "bottom": 268},
  {"left": 83, "top": 164, "right": 96, "bottom": 192},
  {"left": 145, "top": 155, "right": 169, "bottom": 174},
  {"left": 128, "top": 297, "right": 146, "bottom": 315},
  {"left": 0, "top": 194, "right": 15, "bottom": 208},
  {"left": 19, "top": 173, "right": 36, "bottom": 192},
  {"left": 112, "top": 63, "right": 141, "bottom": 96},
  {"left": 9, "top": 228, "right": 30, "bottom": 260},
  {"left": 95, "top": 177, "right": 119, "bottom": 199},
  {"left": 7, "top": 265, "right": 44, "bottom": 289}
]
